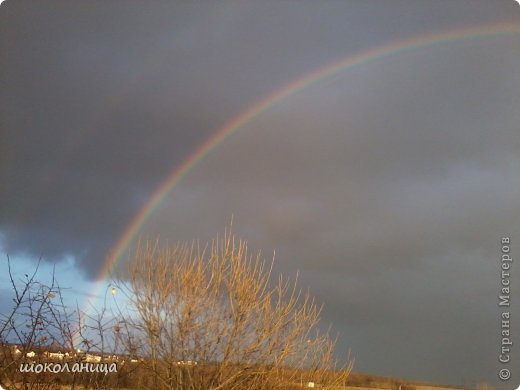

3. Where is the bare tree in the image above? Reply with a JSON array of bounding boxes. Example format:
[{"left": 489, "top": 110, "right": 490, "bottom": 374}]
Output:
[
  {"left": 118, "top": 229, "right": 353, "bottom": 389},
  {"left": 0, "top": 256, "right": 129, "bottom": 390},
  {"left": 0, "top": 256, "right": 74, "bottom": 389}
]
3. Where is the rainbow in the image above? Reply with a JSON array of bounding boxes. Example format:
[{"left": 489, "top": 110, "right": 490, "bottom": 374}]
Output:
[
  {"left": 92, "top": 20, "right": 518, "bottom": 300},
  {"left": 74, "top": 20, "right": 519, "bottom": 348}
]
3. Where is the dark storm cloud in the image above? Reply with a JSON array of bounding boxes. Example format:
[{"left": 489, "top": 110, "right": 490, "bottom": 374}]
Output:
[
  {"left": 0, "top": 0, "right": 360, "bottom": 271},
  {"left": 1, "top": 0, "right": 519, "bottom": 387},
  {"left": 0, "top": 0, "right": 401, "bottom": 272}
]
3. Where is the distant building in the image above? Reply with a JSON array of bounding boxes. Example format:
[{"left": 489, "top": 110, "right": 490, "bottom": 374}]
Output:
[
  {"left": 176, "top": 360, "right": 198, "bottom": 366},
  {"left": 44, "top": 351, "right": 68, "bottom": 360},
  {"left": 85, "top": 354, "right": 102, "bottom": 363}
]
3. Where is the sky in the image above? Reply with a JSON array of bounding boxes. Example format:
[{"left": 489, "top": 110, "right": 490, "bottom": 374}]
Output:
[{"left": 1, "top": 0, "right": 519, "bottom": 388}]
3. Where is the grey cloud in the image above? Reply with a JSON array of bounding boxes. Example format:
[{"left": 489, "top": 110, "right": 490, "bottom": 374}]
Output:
[{"left": 1, "top": 1, "right": 519, "bottom": 387}]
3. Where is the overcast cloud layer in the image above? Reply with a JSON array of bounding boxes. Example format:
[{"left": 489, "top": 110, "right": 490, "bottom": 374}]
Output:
[{"left": 1, "top": 1, "right": 519, "bottom": 387}]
